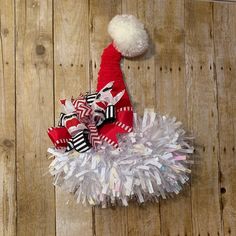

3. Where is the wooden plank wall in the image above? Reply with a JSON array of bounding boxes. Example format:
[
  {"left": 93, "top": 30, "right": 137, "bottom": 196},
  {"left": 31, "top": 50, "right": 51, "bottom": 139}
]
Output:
[
  {"left": 0, "top": 0, "right": 235, "bottom": 235},
  {"left": 15, "top": 0, "right": 55, "bottom": 235}
]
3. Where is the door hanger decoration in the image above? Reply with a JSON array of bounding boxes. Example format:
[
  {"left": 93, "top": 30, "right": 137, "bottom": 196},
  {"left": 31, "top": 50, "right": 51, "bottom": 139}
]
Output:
[{"left": 47, "top": 15, "right": 194, "bottom": 207}]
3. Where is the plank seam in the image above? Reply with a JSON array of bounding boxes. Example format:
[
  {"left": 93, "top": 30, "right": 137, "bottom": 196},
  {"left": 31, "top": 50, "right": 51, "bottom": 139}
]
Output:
[
  {"left": 14, "top": 0, "right": 17, "bottom": 235},
  {"left": 212, "top": 2, "right": 225, "bottom": 235}
]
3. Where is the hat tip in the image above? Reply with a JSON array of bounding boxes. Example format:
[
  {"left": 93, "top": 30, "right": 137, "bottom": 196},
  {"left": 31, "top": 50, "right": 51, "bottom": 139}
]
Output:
[{"left": 108, "top": 14, "right": 149, "bottom": 57}]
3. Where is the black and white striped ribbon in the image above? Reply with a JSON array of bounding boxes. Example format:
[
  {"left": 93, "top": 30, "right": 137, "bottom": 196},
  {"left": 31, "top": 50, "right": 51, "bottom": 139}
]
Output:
[
  {"left": 85, "top": 93, "right": 98, "bottom": 106},
  {"left": 58, "top": 113, "right": 66, "bottom": 126},
  {"left": 66, "top": 130, "right": 91, "bottom": 153},
  {"left": 105, "top": 105, "right": 115, "bottom": 122},
  {"left": 94, "top": 105, "right": 116, "bottom": 127}
]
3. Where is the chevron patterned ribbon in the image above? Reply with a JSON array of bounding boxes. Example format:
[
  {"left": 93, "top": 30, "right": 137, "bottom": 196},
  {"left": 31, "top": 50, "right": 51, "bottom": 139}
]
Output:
[
  {"left": 48, "top": 81, "right": 125, "bottom": 153},
  {"left": 87, "top": 123, "right": 102, "bottom": 147},
  {"left": 72, "top": 96, "right": 92, "bottom": 122}
]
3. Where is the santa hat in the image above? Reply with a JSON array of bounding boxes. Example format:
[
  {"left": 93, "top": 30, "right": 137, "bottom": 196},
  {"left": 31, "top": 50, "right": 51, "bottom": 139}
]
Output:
[{"left": 97, "top": 15, "right": 149, "bottom": 147}]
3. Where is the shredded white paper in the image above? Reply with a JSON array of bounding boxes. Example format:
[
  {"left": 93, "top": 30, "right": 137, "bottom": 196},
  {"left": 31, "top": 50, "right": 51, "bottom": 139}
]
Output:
[{"left": 48, "top": 109, "right": 194, "bottom": 207}]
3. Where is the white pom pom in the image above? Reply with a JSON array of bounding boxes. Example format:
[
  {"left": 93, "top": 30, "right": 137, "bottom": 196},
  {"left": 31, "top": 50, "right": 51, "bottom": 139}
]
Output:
[{"left": 108, "top": 15, "right": 149, "bottom": 57}]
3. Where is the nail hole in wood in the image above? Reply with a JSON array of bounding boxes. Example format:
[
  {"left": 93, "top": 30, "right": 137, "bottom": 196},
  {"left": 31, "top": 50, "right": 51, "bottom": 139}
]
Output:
[
  {"left": 80, "top": 64, "right": 83, "bottom": 68},
  {"left": 203, "top": 146, "right": 206, "bottom": 152},
  {"left": 211, "top": 111, "right": 214, "bottom": 117},
  {"left": 160, "top": 66, "right": 162, "bottom": 71},
  {"left": 191, "top": 65, "right": 193, "bottom": 70},
  {"left": 178, "top": 67, "right": 181, "bottom": 71},
  {"left": 207, "top": 233, "right": 210, "bottom": 236},
  {"left": 128, "top": 65, "right": 130, "bottom": 69},
  {"left": 210, "top": 65, "right": 212, "bottom": 70},
  {"left": 2, "top": 139, "right": 13, "bottom": 148},
  {"left": 147, "top": 66, "right": 150, "bottom": 70},
  {"left": 71, "top": 63, "right": 73, "bottom": 67},
  {"left": 59, "top": 64, "right": 62, "bottom": 67},
  {"left": 36, "top": 44, "right": 45, "bottom": 55},
  {"left": 223, "top": 147, "right": 226, "bottom": 153},
  {"left": 232, "top": 146, "right": 235, "bottom": 152},
  {"left": 228, "top": 228, "right": 231, "bottom": 234},
  {"left": 229, "top": 67, "right": 231, "bottom": 71},
  {"left": 6, "top": 61, "right": 9, "bottom": 65},
  {"left": 221, "top": 66, "right": 223, "bottom": 70},
  {"left": 220, "top": 187, "right": 226, "bottom": 194},
  {"left": 213, "top": 146, "right": 215, "bottom": 152},
  {"left": 3, "top": 28, "right": 9, "bottom": 36},
  {"left": 138, "top": 66, "right": 140, "bottom": 70},
  {"left": 94, "top": 63, "right": 96, "bottom": 69},
  {"left": 170, "top": 67, "right": 172, "bottom": 72},
  {"left": 200, "top": 65, "right": 202, "bottom": 70}
]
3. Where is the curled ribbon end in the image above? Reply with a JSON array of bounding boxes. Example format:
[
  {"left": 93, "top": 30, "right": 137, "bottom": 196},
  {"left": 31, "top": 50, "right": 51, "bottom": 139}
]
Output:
[{"left": 48, "top": 81, "right": 133, "bottom": 154}]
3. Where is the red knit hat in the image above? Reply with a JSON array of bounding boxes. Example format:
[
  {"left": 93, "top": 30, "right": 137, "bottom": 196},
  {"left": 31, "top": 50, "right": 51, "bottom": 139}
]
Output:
[
  {"left": 48, "top": 15, "right": 149, "bottom": 150},
  {"left": 97, "top": 15, "right": 149, "bottom": 147}
]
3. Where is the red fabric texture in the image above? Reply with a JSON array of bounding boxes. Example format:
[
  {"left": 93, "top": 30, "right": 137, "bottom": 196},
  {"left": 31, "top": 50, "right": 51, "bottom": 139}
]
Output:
[
  {"left": 48, "top": 127, "right": 72, "bottom": 149},
  {"left": 97, "top": 43, "right": 133, "bottom": 146}
]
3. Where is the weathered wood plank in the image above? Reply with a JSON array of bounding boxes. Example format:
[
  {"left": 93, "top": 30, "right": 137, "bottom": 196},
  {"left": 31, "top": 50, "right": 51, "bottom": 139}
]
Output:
[
  {"left": 122, "top": 0, "right": 157, "bottom": 114},
  {"left": 88, "top": 1, "right": 131, "bottom": 236},
  {"left": 7, "top": 1, "right": 236, "bottom": 236},
  {"left": 121, "top": 1, "right": 161, "bottom": 236},
  {"left": 0, "top": 0, "right": 16, "bottom": 235},
  {"left": 154, "top": 1, "right": 193, "bottom": 235},
  {"left": 15, "top": 0, "right": 55, "bottom": 235},
  {"left": 185, "top": 1, "right": 223, "bottom": 235},
  {"left": 213, "top": 3, "right": 236, "bottom": 236},
  {"left": 53, "top": 1, "right": 93, "bottom": 235},
  {"left": 94, "top": 207, "right": 127, "bottom": 236},
  {"left": 89, "top": 0, "right": 122, "bottom": 90}
]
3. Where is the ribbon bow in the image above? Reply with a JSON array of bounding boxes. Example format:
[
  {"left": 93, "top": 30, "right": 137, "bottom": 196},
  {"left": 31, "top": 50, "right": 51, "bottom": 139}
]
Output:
[
  {"left": 48, "top": 81, "right": 125, "bottom": 153},
  {"left": 87, "top": 81, "right": 125, "bottom": 126}
]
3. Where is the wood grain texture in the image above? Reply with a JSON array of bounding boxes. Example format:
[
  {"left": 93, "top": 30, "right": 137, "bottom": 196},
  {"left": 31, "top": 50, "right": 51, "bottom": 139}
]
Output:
[
  {"left": 185, "top": 1, "right": 222, "bottom": 235},
  {"left": 121, "top": 1, "right": 161, "bottom": 236},
  {"left": 213, "top": 3, "right": 236, "bottom": 236},
  {"left": 154, "top": 1, "right": 193, "bottom": 235},
  {"left": 89, "top": 0, "right": 122, "bottom": 89},
  {"left": 53, "top": 1, "right": 93, "bottom": 235},
  {"left": 15, "top": 0, "right": 55, "bottom": 235},
  {"left": 0, "top": 0, "right": 16, "bottom": 235},
  {"left": 0, "top": 1, "right": 236, "bottom": 235},
  {"left": 89, "top": 1, "right": 130, "bottom": 236}
]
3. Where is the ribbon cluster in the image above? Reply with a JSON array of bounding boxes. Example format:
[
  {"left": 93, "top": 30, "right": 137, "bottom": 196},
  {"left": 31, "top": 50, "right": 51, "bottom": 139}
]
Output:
[{"left": 48, "top": 82, "right": 125, "bottom": 153}]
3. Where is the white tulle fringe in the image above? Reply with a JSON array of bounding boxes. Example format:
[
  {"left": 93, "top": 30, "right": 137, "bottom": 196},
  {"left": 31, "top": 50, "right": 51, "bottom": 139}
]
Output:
[{"left": 48, "top": 109, "right": 194, "bottom": 207}]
